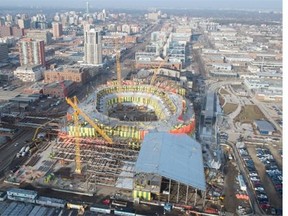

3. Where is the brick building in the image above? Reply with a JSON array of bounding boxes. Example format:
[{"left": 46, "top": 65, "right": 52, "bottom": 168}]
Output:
[
  {"left": 52, "top": 22, "right": 63, "bottom": 38},
  {"left": 0, "top": 26, "right": 24, "bottom": 37},
  {"left": 25, "top": 30, "right": 53, "bottom": 45},
  {"left": 44, "top": 66, "right": 90, "bottom": 84},
  {"left": 43, "top": 80, "right": 76, "bottom": 98},
  {"left": 0, "top": 26, "right": 12, "bottom": 37},
  {"left": 125, "top": 35, "right": 138, "bottom": 44}
]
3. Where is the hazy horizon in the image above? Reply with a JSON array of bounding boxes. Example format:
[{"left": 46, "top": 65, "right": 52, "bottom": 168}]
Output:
[{"left": 0, "top": 0, "right": 283, "bottom": 11}]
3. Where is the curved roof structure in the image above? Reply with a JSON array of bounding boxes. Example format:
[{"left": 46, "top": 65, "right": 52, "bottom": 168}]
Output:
[{"left": 135, "top": 132, "right": 206, "bottom": 191}]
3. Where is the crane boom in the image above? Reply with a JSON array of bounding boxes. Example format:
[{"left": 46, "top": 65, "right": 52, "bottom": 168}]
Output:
[
  {"left": 150, "top": 58, "right": 166, "bottom": 85},
  {"left": 66, "top": 96, "right": 113, "bottom": 144},
  {"left": 150, "top": 51, "right": 173, "bottom": 86},
  {"left": 32, "top": 119, "right": 56, "bottom": 141}
]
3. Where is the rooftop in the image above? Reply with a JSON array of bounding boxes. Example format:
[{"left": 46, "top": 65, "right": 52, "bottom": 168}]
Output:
[
  {"left": 37, "top": 196, "right": 67, "bottom": 204},
  {"left": 254, "top": 120, "right": 275, "bottom": 132},
  {"left": 7, "top": 188, "right": 38, "bottom": 196},
  {"left": 135, "top": 132, "right": 206, "bottom": 191}
]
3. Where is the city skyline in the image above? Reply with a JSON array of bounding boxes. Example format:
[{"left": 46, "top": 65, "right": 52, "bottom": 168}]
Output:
[{"left": 0, "top": 0, "right": 283, "bottom": 11}]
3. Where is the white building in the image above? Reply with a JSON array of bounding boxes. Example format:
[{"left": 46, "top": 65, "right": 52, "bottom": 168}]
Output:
[
  {"left": 121, "top": 24, "right": 131, "bottom": 34},
  {"left": 210, "top": 63, "right": 232, "bottom": 71},
  {"left": 243, "top": 79, "right": 269, "bottom": 90},
  {"left": 84, "top": 29, "right": 102, "bottom": 65},
  {"left": 14, "top": 65, "right": 45, "bottom": 82}
]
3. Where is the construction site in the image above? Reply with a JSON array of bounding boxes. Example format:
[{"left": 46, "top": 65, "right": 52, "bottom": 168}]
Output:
[
  {"left": 4, "top": 44, "right": 217, "bottom": 215},
  {"left": 49, "top": 75, "right": 199, "bottom": 196}
]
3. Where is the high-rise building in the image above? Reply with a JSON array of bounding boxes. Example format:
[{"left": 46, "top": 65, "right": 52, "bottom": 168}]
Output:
[
  {"left": 19, "top": 38, "right": 45, "bottom": 66},
  {"left": 86, "top": 2, "right": 90, "bottom": 14},
  {"left": 26, "top": 30, "right": 52, "bottom": 45},
  {"left": 0, "top": 43, "right": 9, "bottom": 62},
  {"left": 18, "top": 19, "right": 31, "bottom": 29},
  {"left": 11, "top": 27, "right": 24, "bottom": 37},
  {"left": 0, "top": 25, "right": 24, "bottom": 37},
  {"left": 52, "top": 22, "right": 63, "bottom": 38},
  {"left": 84, "top": 29, "right": 102, "bottom": 65},
  {"left": 0, "top": 26, "right": 12, "bottom": 37}
]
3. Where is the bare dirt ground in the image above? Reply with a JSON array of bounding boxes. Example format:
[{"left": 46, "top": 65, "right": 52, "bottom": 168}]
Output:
[
  {"left": 246, "top": 145, "right": 282, "bottom": 209},
  {"left": 223, "top": 103, "right": 238, "bottom": 115},
  {"left": 223, "top": 161, "right": 238, "bottom": 213},
  {"left": 235, "top": 105, "right": 266, "bottom": 123}
]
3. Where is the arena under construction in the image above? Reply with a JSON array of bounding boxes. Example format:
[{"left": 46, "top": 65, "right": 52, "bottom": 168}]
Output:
[
  {"left": 1, "top": 66, "right": 208, "bottom": 212},
  {"left": 52, "top": 78, "right": 197, "bottom": 186},
  {"left": 4, "top": 73, "right": 209, "bottom": 212}
]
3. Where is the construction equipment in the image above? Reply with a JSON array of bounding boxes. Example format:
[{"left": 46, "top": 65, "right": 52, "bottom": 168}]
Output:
[
  {"left": 66, "top": 96, "right": 113, "bottom": 174},
  {"left": 150, "top": 48, "right": 176, "bottom": 86},
  {"left": 32, "top": 119, "right": 56, "bottom": 145},
  {"left": 65, "top": 96, "right": 113, "bottom": 144},
  {"left": 150, "top": 57, "right": 167, "bottom": 86},
  {"left": 73, "top": 96, "right": 81, "bottom": 174}
]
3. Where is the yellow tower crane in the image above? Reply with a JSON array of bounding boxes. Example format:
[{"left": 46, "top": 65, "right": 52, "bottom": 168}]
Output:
[
  {"left": 66, "top": 96, "right": 113, "bottom": 174},
  {"left": 150, "top": 57, "right": 167, "bottom": 86},
  {"left": 150, "top": 49, "right": 174, "bottom": 86},
  {"left": 72, "top": 96, "right": 81, "bottom": 174}
]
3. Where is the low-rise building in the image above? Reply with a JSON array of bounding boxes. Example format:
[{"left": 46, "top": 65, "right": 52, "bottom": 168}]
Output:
[
  {"left": 254, "top": 120, "right": 275, "bottom": 135},
  {"left": 135, "top": 59, "right": 182, "bottom": 70},
  {"left": 14, "top": 65, "right": 45, "bottom": 82},
  {"left": 243, "top": 79, "right": 269, "bottom": 90},
  {"left": 255, "top": 89, "right": 282, "bottom": 102},
  {"left": 210, "top": 63, "right": 232, "bottom": 71},
  {"left": 43, "top": 80, "right": 76, "bottom": 98},
  {"left": 36, "top": 196, "right": 67, "bottom": 208},
  {"left": 44, "top": 66, "right": 90, "bottom": 84},
  {"left": 209, "top": 70, "right": 238, "bottom": 78},
  {"left": 7, "top": 188, "right": 38, "bottom": 203}
]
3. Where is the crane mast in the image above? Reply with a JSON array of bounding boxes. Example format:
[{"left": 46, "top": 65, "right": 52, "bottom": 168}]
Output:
[{"left": 73, "top": 97, "right": 82, "bottom": 174}]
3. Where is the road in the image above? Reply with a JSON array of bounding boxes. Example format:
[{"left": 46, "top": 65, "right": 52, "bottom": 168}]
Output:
[
  {"left": 0, "top": 129, "right": 34, "bottom": 175},
  {"left": 114, "top": 23, "right": 162, "bottom": 76}
]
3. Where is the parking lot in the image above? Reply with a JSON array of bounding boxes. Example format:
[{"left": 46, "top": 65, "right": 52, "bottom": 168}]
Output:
[{"left": 237, "top": 144, "right": 282, "bottom": 215}]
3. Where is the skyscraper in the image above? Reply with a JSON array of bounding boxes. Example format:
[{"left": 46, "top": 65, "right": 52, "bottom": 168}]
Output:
[
  {"left": 86, "top": 2, "right": 90, "bottom": 14},
  {"left": 19, "top": 38, "right": 45, "bottom": 66},
  {"left": 84, "top": 29, "right": 102, "bottom": 65},
  {"left": 52, "top": 22, "right": 63, "bottom": 38}
]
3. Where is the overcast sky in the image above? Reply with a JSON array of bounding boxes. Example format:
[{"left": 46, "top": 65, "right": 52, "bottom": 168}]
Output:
[{"left": 0, "top": 0, "right": 282, "bottom": 11}]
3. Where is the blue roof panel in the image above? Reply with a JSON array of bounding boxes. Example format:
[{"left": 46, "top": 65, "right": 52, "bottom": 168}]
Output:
[{"left": 135, "top": 132, "right": 206, "bottom": 191}]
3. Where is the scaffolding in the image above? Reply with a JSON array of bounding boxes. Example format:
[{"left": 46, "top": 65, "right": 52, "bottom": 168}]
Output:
[{"left": 52, "top": 136, "right": 138, "bottom": 186}]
